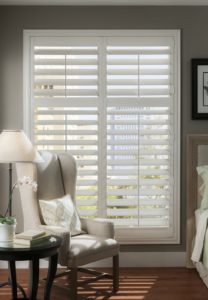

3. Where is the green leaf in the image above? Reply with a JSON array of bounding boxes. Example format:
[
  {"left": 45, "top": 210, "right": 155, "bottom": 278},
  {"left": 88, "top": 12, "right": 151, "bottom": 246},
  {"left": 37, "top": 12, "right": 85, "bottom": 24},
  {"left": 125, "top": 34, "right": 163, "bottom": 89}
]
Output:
[{"left": 0, "top": 216, "right": 16, "bottom": 225}]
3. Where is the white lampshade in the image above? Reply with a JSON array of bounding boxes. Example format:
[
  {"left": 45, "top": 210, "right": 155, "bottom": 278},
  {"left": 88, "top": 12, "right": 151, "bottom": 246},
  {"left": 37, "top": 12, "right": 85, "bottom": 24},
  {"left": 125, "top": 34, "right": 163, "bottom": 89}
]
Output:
[{"left": 0, "top": 130, "right": 43, "bottom": 163}]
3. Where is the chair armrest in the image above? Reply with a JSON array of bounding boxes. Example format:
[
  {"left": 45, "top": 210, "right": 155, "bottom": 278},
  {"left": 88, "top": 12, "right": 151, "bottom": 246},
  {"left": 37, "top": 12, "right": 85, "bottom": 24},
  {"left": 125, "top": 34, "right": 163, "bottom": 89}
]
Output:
[
  {"left": 80, "top": 218, "right": 115, "bottom": 239},
  {"left": 38, "top": 225, "right": 70, "bottom": 266}
]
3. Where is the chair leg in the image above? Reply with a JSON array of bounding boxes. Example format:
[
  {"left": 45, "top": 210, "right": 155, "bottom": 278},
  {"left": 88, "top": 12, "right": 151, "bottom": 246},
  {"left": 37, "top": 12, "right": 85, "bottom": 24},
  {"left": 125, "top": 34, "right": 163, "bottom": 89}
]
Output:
[
  {"left": 113, "top": 255, "right": 119, "bottom": 293},
  {"left": 70, "top": 268, "right": 78, "bottom": 300}
]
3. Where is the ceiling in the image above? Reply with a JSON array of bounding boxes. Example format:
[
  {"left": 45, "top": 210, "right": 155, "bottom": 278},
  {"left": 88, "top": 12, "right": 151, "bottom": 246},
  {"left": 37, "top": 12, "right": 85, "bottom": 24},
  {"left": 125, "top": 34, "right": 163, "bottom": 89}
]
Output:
[{"left": 0, "top": 0, "right": 208, "bottom": 5}]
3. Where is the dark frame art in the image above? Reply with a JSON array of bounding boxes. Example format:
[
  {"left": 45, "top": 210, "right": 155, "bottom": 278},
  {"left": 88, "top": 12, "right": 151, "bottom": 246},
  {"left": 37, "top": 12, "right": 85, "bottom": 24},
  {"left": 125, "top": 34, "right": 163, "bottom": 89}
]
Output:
[{"left": 192, "top": 59, "right": 208, "bottom": 119}]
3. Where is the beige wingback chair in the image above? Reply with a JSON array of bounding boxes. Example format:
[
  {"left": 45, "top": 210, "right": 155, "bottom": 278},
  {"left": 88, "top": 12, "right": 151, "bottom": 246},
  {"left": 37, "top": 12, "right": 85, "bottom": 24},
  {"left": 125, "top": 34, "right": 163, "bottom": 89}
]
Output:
[{"left": 16, "top": 151, "right": 119, "bottom": 299}]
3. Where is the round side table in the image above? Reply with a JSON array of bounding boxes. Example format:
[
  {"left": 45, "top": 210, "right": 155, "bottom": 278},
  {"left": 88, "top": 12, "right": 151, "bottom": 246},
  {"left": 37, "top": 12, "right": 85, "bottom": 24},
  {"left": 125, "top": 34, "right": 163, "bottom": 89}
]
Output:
[{"left": 0, "top": 235, "right": 62, "bottom": 300}]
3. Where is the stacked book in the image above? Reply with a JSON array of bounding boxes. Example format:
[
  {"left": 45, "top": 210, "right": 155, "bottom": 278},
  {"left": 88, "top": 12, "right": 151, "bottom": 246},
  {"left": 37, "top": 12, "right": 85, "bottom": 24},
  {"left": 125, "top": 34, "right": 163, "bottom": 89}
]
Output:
[{"left": 14, "top": 229, "right": 51, "bottom": 246}]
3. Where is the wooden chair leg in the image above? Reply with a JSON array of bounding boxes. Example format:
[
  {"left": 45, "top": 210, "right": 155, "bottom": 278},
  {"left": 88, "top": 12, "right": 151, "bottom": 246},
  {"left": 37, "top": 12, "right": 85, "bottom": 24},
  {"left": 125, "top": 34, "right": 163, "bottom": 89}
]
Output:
[
  {"left": 113, "top": 255, "right": 119, "bottom": 293},
  {"left": 70, "top": 268, "right": 78, "bottom": 300}
]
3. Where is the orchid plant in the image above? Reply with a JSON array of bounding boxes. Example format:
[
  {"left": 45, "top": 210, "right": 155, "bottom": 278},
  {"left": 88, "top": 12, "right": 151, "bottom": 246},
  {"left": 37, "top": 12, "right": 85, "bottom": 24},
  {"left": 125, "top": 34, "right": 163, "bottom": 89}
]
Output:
[{"left": 0, "top": 176, "right": 38, "bottom": 225}]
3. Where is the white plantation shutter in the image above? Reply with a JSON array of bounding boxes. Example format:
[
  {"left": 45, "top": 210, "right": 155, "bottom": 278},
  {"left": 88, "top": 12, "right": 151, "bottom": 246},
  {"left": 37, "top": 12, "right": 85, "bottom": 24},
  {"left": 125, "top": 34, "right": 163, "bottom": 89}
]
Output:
[
  {"left": 106, "top": 39, "right": 173, "bottom": 230},
  {"left": 33, "top": 39, "right": 100, "bottom": 217},
  {"left": 25, "top": 30, "right": 180, "bottom": 244}
]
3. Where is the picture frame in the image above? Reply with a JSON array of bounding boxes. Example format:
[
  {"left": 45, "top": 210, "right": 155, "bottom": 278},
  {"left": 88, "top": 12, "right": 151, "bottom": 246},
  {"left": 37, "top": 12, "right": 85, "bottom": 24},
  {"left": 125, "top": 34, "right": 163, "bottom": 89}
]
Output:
[{"left": 192, "top": 59, "right": 208, "bottom": 119}]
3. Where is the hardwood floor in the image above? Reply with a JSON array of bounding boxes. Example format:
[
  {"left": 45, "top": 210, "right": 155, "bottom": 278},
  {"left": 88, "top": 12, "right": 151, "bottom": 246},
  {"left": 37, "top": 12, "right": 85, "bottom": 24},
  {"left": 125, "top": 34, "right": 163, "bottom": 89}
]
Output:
[{"left": 0, "top": 268, "right": 208, "bottom": 300}]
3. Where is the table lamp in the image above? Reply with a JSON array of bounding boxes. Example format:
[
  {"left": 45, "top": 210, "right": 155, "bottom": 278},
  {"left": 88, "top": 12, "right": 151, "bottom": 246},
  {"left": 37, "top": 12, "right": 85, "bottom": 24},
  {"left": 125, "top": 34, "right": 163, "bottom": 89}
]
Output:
[{"left": 0, "top": 130, "right": 43, "bottom": 216}]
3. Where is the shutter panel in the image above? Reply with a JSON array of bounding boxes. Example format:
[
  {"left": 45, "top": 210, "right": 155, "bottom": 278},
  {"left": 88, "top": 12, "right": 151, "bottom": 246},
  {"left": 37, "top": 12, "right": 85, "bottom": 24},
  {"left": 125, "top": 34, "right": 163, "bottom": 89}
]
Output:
[
  {"left": 107, "top": 107, "right": 171, "bottom": 227},
  {"left": 106, "top": 41, "right": 173, "bottom": 228},
  {"left": 33, "top": 43, "right": 100, "bottom": 217}
]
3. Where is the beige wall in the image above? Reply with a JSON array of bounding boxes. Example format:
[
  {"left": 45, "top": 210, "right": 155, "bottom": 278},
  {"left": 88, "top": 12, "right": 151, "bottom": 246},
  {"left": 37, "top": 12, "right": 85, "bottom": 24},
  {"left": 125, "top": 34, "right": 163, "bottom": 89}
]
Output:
[{"left": 0, "top": 5, "right": 208, "bottom": 251}]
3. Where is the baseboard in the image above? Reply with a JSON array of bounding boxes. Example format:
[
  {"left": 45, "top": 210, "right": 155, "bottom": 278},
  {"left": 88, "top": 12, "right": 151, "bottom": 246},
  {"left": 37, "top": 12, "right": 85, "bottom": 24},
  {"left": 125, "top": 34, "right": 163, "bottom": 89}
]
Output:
[{"left": 0, "top": 251, "right": 186, "bottom": 269}]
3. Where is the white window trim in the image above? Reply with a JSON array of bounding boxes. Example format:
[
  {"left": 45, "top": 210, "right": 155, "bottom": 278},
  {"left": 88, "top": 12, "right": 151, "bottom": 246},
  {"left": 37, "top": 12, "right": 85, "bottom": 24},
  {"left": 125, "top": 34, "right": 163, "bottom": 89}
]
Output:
[{"left": 23, "top": 29, "right": 181, "bottom": 244}]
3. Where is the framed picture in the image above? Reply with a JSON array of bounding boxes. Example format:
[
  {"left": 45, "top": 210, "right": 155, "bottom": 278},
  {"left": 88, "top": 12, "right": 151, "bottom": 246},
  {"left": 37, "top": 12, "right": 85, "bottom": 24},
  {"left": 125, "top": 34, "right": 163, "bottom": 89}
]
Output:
[{"left": 192, "top": 59, "right": 208, "bottom": 119}]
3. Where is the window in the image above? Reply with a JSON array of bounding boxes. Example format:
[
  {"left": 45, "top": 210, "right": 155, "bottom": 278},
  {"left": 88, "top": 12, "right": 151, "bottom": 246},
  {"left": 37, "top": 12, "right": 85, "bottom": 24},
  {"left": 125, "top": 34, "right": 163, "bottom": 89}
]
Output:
[{"left": 24, "top": 30, "right": 180, "bottom": 244}]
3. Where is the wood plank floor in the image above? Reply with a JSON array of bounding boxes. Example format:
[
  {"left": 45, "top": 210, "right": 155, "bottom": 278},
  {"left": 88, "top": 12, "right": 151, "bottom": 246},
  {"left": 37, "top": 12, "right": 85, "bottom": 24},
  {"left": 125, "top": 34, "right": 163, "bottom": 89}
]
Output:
[{"left": 0, "top": 268, "right": 208, "bottom": 300}]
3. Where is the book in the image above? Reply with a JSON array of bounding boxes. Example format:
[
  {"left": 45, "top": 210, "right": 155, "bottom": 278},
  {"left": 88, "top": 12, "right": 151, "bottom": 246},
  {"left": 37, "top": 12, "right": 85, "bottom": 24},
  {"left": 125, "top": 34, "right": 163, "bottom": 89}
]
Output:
[
  {"left": 13, "top": 233, "right": 51, "bottom": 246},
  {"left": 15, "top": 229, "right": 46, "bottom": 241}
]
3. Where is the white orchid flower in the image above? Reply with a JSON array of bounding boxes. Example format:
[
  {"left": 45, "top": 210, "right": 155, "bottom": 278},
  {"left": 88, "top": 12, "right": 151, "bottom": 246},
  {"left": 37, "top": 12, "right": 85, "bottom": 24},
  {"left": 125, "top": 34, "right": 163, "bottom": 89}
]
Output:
[
  {"left": 4, "top": 176, "right": 38, "bottom": 218},
  {"left": 13, "top": 176, "right": 38, "bottom": 192}
]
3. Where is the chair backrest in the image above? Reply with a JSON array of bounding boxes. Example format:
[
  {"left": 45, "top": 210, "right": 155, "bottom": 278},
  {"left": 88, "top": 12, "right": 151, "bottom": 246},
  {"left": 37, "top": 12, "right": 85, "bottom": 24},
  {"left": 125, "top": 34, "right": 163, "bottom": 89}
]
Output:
[{"left": 16, "top": 151, "right": 77, "bottom": 230}]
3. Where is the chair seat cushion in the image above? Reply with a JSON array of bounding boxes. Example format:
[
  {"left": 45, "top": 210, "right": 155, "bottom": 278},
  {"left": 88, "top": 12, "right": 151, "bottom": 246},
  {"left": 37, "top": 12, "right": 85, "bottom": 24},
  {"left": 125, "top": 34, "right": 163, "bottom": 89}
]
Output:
[{"left": 67, "top": 234, "right": 119, "bottom": 267}]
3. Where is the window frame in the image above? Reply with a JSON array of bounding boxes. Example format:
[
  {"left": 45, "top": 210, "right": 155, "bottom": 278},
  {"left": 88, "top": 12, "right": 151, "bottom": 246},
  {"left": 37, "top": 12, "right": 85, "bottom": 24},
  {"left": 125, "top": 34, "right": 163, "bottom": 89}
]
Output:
[{"left": 23, "top": 29, "right": 181, "bottom": 244}]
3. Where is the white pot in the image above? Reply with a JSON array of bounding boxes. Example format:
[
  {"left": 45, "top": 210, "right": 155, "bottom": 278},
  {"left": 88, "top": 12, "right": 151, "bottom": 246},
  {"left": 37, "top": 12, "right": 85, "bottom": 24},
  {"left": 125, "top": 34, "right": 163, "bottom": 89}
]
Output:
[{"left": 0, "top": 223, "right": 16, "bottom": 242}]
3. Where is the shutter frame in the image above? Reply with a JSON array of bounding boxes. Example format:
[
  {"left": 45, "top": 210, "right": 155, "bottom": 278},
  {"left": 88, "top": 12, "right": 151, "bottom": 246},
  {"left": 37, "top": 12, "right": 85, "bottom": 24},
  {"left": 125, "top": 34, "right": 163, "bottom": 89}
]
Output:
[{"left": 24, "top": 29, "right": 180, "bottom": 244}]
